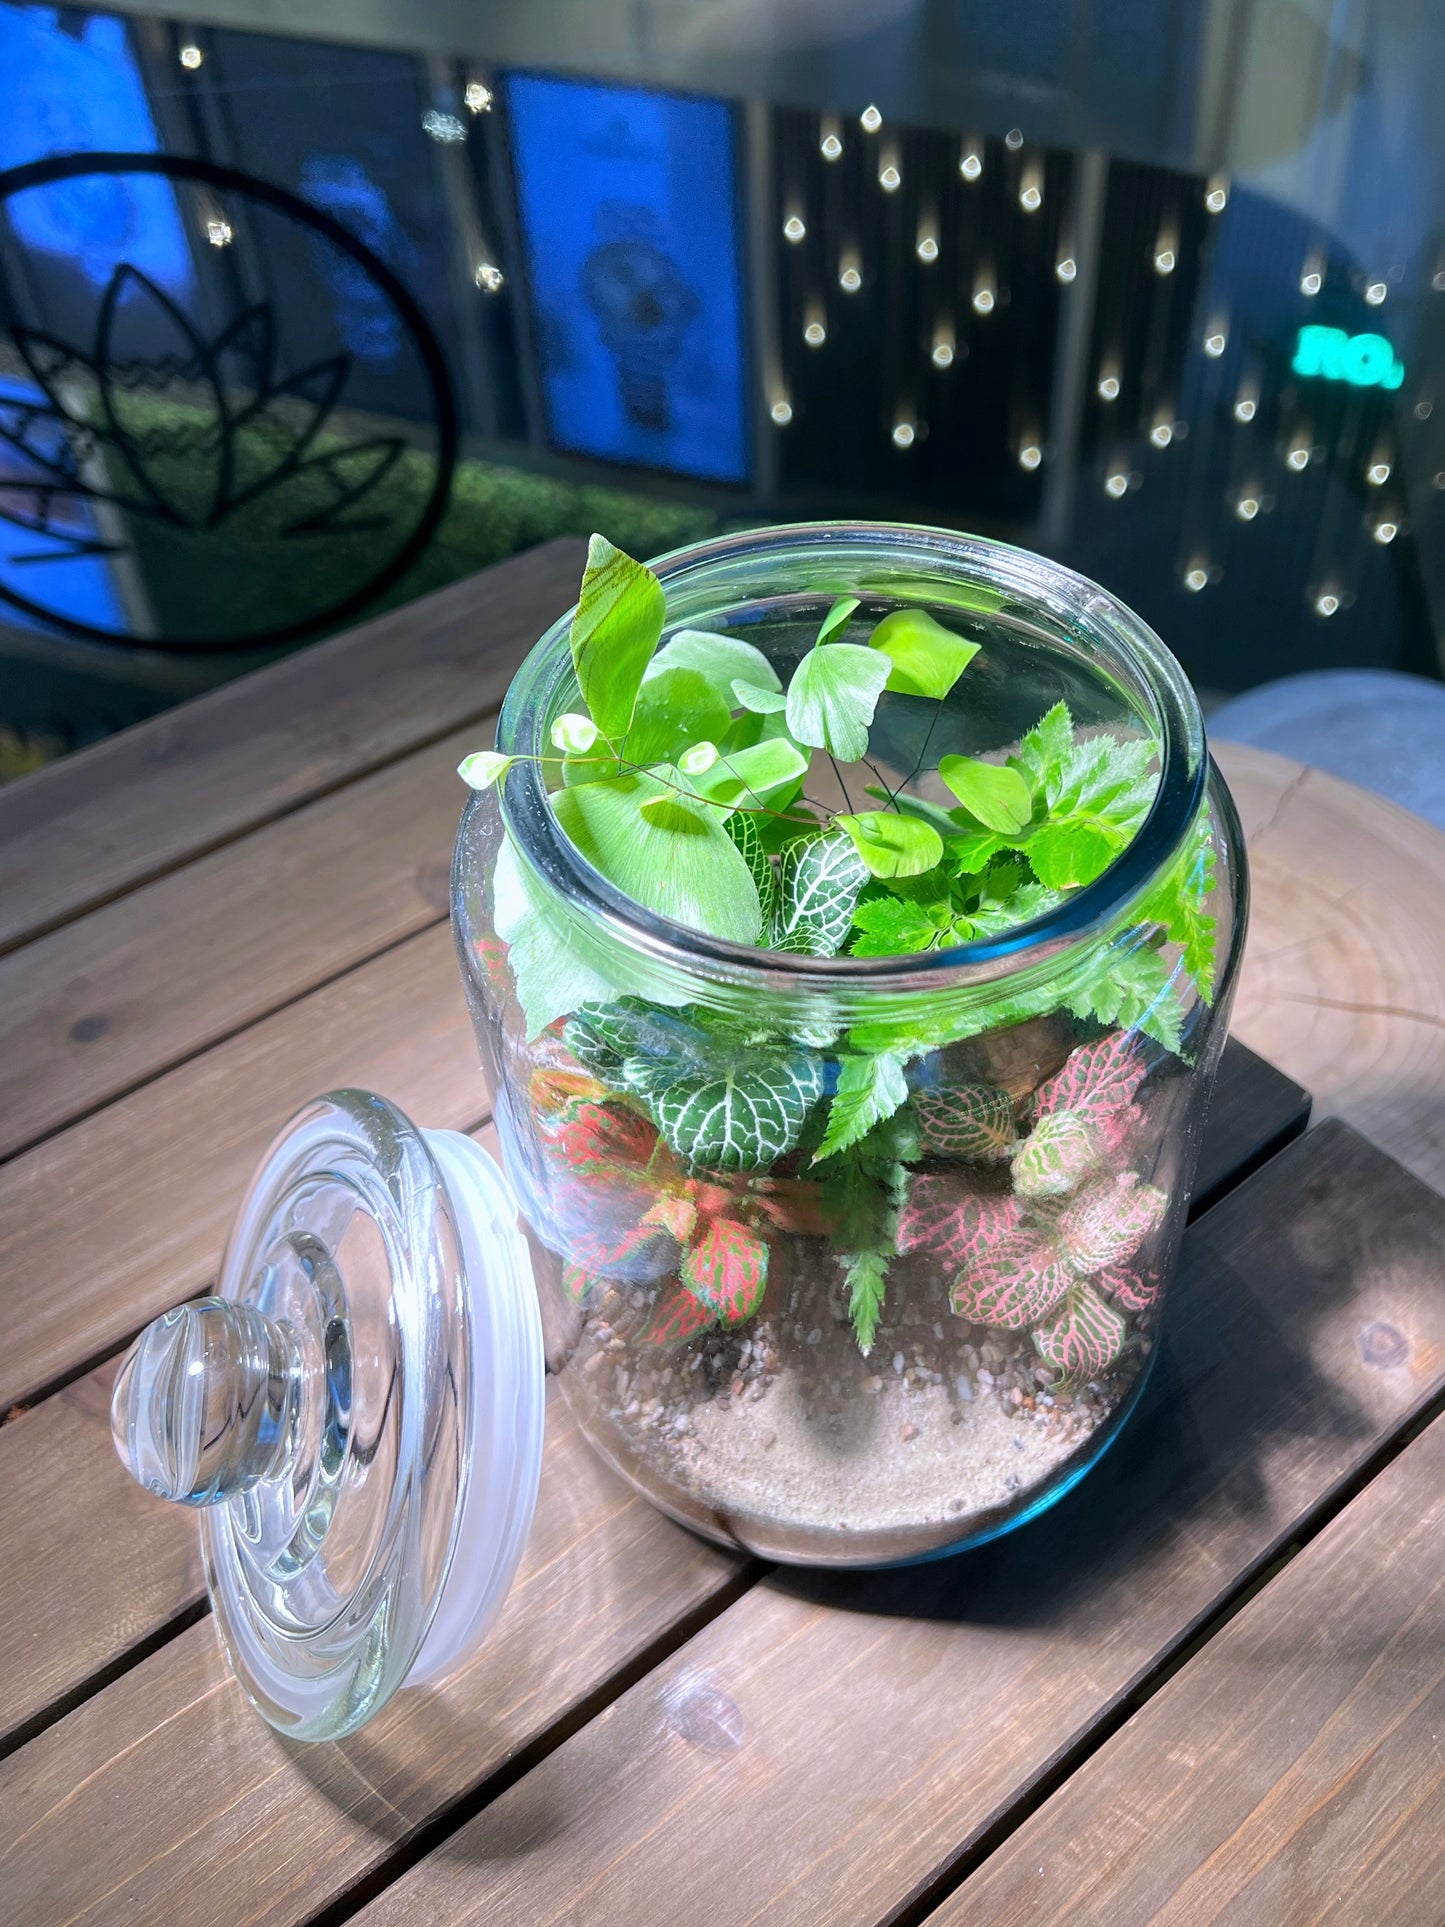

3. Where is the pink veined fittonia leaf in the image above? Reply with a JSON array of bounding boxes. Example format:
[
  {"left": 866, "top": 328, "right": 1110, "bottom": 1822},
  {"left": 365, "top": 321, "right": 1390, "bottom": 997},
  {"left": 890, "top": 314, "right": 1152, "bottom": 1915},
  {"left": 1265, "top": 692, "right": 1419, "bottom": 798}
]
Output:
[
  {"left": 1033, "top": 1030, "right": 1148, "bottom": 1120},
  {"left": 950, "top": 1232, "right": 1073, "bottom": 1328},
  {"left": 567, "top": 1215, "right": 675, "bottom": 1274},
  {"left": 473, "top": 934, "right": 513, "bottom": 995},
  {"left": 1091, "top": 1102, "right": 1142, "bottom": 1165},
  {"left": 562, "top": 1263, "right": 600, "bottom": 1305},
  {"left": 646, "top": 1279, "right": 718, "bottom": 1345},
  {"left": 529, "top": 1065, "right": 609, "bottom": 1115},
  {"left": 681, "top": 1216, "right": 770, "bottom": 1324},
  {"left": 544, "top": 1097, "right": 660, "bottom": 1176},
  {"left": 1032, "top": 1280, "right": 1129, "bottom": 1378},
  {"left": 639, "top": 1193, "right": 699, "bottom": 1244},
  {"left": 1093, "top": 1265, "right": 1161, "bottom": 1311},
  {"left": 897, "top": 1174, "right": 1022, "bottom": 1272},
  {"left": 1057, "top": 1172, "right": 1169, "bottom": 1274},
  {"left": 1012, "top": 1109, "right": 1103, "bottom": 1199},
  {"left": 914, "top": 1082, "right": 1017, "bottom": 1162}
]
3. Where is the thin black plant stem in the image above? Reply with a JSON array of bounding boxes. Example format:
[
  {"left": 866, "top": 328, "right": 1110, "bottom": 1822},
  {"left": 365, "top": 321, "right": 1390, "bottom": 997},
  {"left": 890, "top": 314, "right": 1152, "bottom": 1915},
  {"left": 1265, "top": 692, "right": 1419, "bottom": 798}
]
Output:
[
  {"left": 861, "top": 757, "right": 902, "bottom": 809},
  {"left": 826, "top": 751, "right": 856, "bottom": 813},
  {"left": 900, "top": 703, "right": 945, "bottom": 797}
]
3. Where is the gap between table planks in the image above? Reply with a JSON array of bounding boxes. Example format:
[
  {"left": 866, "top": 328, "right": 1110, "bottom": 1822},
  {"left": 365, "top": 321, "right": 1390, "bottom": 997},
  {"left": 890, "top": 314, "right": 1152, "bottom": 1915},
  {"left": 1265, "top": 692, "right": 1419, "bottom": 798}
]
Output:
[
  {"left": 0, "top": 1042, "right": 1304, "bottom": 1763},
  {"left": 0, "top": 537, "right": 584, "bottom": 959},
  {"left": 0, "top": 717, "right": 495, "bottom": 1164},
  {"left": 933, "top": 1398, "right": 1445, "bottom": 1925},
  {"left": 0, "top": 546, "right": 582, "bottom": 1164},
  {"left": 0, "top": 921, "right": 486, "bottom": 1417},
  {"left": 347, "top": 1122, "right": 1445, "bottom": 1927},
  {"left": 0, "top": 1066, "right": 1345, "bottom": 1927},
  {"left": 0, "top": 1390, "right": 752, "bottom": 1927}
]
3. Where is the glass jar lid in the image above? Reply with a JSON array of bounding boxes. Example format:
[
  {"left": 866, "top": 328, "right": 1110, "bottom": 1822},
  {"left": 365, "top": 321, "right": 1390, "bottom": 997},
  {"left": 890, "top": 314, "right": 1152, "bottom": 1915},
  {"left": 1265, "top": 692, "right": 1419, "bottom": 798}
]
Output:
[{"left": 110, "top": 1091, "right": 543, "bottom": 1741}]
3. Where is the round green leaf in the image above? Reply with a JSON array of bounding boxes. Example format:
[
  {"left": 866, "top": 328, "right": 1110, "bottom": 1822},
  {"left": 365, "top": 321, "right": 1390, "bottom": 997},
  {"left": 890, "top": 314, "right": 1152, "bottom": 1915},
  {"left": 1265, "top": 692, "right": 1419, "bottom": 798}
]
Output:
[
  {"left": 569, "top": 668, "right": 731, "bottom": 784},
  {"left": 570, "top": 534, "right": 665, "bottom": 742},
  {"left": 685, "top": 737, "right": 810, "bottom": 813},
  {"left": 785, "top": 643, "right": 891, "bottom": 760},
  {"left": 938, "top": 754, "right": 1034, "bottom": 834},
  {"left": 550, "top": 713, "right": 598, "bottom": 753},
  {"left": 835, "top": 810, "right": 945, "bottom": 878},
  {"left": 647, "top": 627, "right": 781, "bottom": 703},
  {"left": 732, "top": 678, "right": 788, "bottom": 714},
  {"left": 816, "top": 595, "right": 861, "bottom": 644},
  {"left": 552, "top": 770, "right": 762, "bottom": 943},
  {"left": 868, "top": 609, "right": 981, "bottom": 699},
  {"left": 457, "top": 750, "right": 513, "bottom": 790}
]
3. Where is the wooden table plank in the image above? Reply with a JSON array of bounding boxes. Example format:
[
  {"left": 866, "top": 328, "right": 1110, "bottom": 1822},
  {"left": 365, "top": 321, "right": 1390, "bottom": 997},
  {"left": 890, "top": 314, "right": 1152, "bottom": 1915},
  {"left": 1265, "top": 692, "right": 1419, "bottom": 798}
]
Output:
[
  {"left": 945, "top": 1407, "right": 1445, "bottom": 1925},
  {"left": 0, "top": 1040, "right": 1300, "bottom": 1761},
  {"left": 1217, "top": 741, "right": 1445, "bottom": 1197},
  {"left": 0, "top": 1042, "right": 1299, "bottom": 1922},
  {"left": 0, "top": 921, "right": 481, "bottom": 1413},
  {"left": 0, "top": 718, "right": 493, "bottom": 1163},
  {"left": 0, "top": 537, "right": 581, "bottom": 958},
  {"left": 0, "top": 1356, "right": 202, "bottom": 1758},
  {"left": 0, "top": 1111, "right": 494, "bottom": 1759},
  {"left": 350, "top": 1122, "right": 1445, "bottom": 1927},
  {"left": 0, "top": 1394, "right": 748, "bottom": 1927}
]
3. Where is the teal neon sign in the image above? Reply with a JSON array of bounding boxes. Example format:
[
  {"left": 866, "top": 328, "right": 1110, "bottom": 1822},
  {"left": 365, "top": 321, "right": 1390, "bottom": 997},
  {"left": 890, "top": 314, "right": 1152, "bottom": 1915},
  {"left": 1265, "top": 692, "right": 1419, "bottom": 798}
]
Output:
[{"left": 1292, "top": 325, "right": 1404, "bottom": 389}]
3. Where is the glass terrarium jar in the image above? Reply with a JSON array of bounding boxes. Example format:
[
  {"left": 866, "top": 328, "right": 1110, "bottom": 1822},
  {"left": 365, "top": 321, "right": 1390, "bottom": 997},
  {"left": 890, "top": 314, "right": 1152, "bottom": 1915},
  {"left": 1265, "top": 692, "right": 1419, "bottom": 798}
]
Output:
[{"left": 453, "top": 522, "right": 1248, "bottom": 1567}]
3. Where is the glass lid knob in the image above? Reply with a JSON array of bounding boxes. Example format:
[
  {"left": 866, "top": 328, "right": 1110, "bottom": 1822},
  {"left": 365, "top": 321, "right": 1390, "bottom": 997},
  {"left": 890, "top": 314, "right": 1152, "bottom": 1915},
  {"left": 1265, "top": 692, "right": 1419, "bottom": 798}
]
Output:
[
  {"left": 109, "top": 1091, "right": 544, "bottom": 1742},
  {"left": 111, "top": 1297, "right": 310, "bottom": 1506}
]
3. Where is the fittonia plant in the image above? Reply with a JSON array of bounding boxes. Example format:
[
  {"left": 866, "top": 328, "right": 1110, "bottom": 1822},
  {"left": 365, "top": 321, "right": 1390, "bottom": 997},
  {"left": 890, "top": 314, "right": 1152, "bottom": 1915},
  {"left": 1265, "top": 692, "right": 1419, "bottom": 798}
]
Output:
[{"left": 461, "top": 536, "right": 1216, "bottom": 1367}]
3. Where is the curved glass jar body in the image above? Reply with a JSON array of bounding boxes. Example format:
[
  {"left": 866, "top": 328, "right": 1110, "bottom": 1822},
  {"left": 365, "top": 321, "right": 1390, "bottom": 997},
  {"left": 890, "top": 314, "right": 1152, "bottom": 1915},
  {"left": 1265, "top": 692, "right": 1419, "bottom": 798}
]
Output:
[{"left": 453, "top": 524, "right": 1247, "bottom": 1566}]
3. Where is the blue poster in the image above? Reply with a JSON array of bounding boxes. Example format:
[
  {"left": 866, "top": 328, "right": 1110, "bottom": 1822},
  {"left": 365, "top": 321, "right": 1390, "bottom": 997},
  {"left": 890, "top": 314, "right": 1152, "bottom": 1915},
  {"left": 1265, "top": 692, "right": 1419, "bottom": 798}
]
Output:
[
  {"left": 0, "top": 4, "right": 194, "bottom": 302},
  {"left": 507, "top": 73, "right": 749, "bottom": 485},
  {"left": 0, "top": 372, "right": 128, "bottom": 633}
]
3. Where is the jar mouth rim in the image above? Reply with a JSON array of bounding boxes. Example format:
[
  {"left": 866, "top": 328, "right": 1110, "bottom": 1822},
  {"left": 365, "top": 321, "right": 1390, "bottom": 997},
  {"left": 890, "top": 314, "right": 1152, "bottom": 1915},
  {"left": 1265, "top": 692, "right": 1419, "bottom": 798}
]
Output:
[{"left": 495, "top": 520, "right": 1207, "bottom": 988}]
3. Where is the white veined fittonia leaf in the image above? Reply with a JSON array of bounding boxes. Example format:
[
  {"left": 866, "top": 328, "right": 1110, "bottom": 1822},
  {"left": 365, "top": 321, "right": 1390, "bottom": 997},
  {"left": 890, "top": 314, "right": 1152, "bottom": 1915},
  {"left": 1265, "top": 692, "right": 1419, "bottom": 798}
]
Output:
[
  {"left": 648, "top": 1052, "right": 825, "bottom": 1171},
  {"left": 769, "top": 831, "right": 870, "bottom": 956},
  {"left": 723, "top": 808, "right": 779, "bottom": 923}
]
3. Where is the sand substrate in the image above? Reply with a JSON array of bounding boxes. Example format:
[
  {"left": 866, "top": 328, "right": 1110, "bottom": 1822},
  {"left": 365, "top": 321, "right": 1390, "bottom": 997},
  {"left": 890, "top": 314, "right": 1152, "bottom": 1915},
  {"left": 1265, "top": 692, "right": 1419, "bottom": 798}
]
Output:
[{"left": 564, "top": 1247, "right": 1148, "bottom": 1560}]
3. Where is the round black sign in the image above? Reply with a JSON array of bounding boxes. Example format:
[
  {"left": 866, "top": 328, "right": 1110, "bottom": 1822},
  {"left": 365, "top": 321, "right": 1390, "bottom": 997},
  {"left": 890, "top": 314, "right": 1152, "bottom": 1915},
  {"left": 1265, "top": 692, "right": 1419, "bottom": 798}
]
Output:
[{"left": 0, "top": 151, "right": 458, "bottom": 651}]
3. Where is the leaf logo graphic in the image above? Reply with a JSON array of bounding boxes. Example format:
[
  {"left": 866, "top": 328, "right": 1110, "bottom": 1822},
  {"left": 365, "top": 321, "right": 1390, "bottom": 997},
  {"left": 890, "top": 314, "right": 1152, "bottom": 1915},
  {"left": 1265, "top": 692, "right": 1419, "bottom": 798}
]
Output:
[{"left": 0, "top": 152, "right": 456, "bottom": 649}]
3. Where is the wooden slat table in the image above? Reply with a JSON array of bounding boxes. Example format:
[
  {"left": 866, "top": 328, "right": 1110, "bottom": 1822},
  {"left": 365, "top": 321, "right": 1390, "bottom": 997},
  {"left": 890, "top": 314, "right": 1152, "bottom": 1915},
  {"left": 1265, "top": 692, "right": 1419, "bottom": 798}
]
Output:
[{"left": 2, "top": 542, "right": 1443, "bottom": 1927}]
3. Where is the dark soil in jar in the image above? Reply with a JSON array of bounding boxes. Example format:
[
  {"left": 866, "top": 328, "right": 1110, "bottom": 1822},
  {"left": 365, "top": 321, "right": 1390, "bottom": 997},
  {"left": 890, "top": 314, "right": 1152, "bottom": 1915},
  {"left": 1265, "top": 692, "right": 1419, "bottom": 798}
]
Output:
[{"left": 556, "top": 1239, "right": 1151, "bottom": 1564}]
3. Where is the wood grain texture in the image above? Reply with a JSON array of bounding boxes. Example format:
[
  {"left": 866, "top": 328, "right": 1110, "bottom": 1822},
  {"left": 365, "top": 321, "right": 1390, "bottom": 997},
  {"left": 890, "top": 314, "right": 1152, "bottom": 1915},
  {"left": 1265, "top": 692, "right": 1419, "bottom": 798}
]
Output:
[
  {"left": 0, "top": 1112, "right": 497, "bottom": 1759},
  {"left": 353, "top": 1123, "right": 1445, "bottom": 1927},
  {"left": 0, "top": 1355, "right": 202, "bottom": 1754},
  {"left": 1217, "top": 740, "right": 1445, "bottom": 1197},
  {"left": 0, "top": 1041, "right": 1300, "bottom": 1758},
  {"left": 0, "top": 718, "right": 492, "bottom": 1163},
  {"left": 0, "top": 537, "right": 582, "bottom": 957},
  {"left": 0, "top": 1393, "right": 746, "bottom": 1927},
  {"left": 947, "top": 1409, "right": 1445, "bottom": 1925},
  {"left": 0, "top": 920, "right": 482, "bottom": 1412}
]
